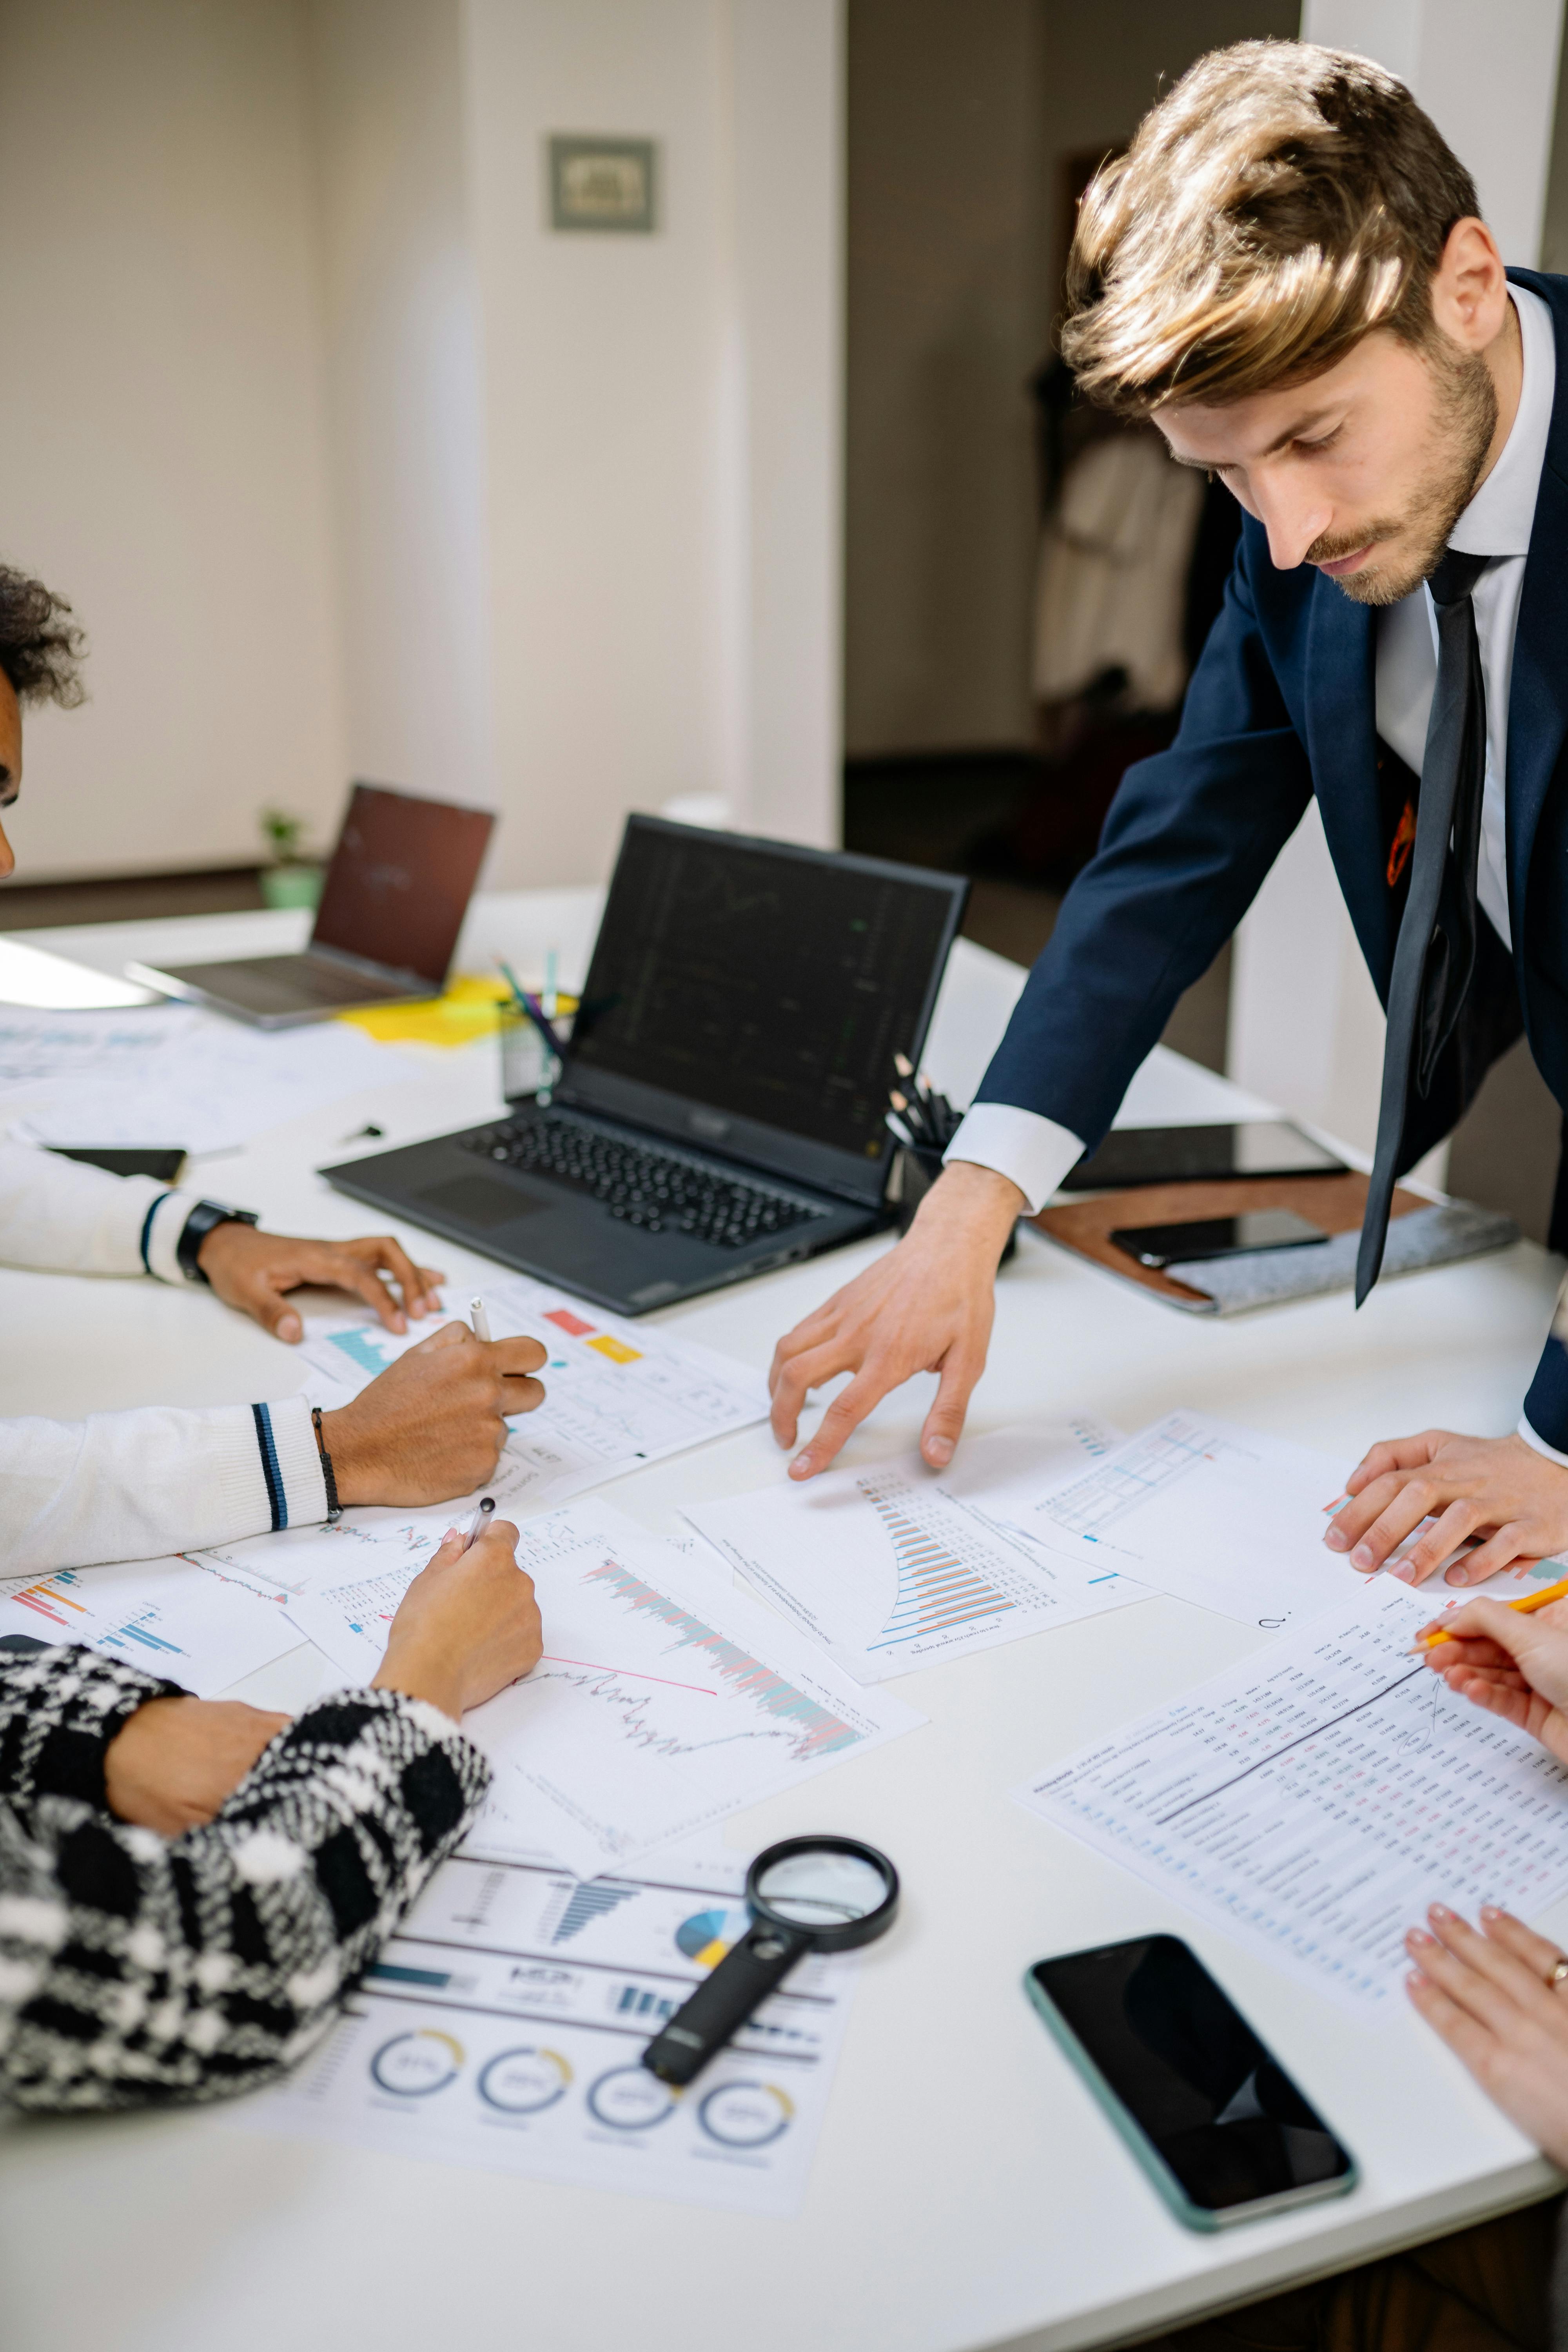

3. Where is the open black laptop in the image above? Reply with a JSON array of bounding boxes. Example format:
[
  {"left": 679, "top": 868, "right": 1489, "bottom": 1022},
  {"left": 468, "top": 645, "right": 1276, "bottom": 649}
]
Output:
[
  {"left": 129, "top": 782, "right": 495, "bottom": 1028},
  {"left": 319, "top": 816, "right": 969, "bottom": 1314}
]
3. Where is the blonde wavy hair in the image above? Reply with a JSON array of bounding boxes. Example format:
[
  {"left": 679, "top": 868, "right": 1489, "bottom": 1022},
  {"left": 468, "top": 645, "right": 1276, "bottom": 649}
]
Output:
[{"left": 1062, "top": 41, "right": 1482, "bottom": 416}]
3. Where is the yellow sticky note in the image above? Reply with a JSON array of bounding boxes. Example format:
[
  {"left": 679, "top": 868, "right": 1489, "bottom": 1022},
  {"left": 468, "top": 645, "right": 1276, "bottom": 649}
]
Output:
[
  {"left": 587, "top": 1334, "right": 642, "bottom": 1365},
  {"left": 338, "top": 974, "right": 513, "bottom": 1047}
]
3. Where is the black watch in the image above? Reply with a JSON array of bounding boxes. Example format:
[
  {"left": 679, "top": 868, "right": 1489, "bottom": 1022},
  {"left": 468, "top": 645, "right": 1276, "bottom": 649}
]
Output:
[{"left": 176, "top": 1199, "right": 260, "bottom": 1283}]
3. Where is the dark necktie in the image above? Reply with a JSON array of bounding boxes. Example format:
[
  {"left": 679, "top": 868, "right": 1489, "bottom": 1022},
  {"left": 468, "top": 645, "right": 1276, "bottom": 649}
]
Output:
[{"left": 1356, "top": 548, "right": 1490, "bottom": 1306}]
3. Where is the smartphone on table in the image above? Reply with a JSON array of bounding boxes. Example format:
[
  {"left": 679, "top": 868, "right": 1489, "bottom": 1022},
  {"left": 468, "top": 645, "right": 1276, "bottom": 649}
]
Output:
[
  {"left": 1024, "top": 1934, "right": 1356, "bottom": 2230},
  {"left": 1109, "top": 1208, "right": 1328, "bottom": 1270}
]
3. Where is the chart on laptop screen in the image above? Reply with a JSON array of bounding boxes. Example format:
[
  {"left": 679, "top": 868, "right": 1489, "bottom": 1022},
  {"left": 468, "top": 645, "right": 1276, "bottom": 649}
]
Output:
[{"left": 567, "top": 824, "right": 958, "bottom": 1160}]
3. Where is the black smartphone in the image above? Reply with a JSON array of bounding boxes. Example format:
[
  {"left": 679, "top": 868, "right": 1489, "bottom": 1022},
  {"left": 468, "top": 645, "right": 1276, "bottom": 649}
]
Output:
[
  {"left": 1109, "top": 1207, "right": 1328, "bottom": 1269},
  {"left": 1024, "top": 1936, "right": 1356, "bottom": 2230},
  {"left": 1059, "top": 1121, "right": 1347, "bottom": 1191},
  {"left": 47, "top": 1145, "right": 189, "bottom": 1183}
]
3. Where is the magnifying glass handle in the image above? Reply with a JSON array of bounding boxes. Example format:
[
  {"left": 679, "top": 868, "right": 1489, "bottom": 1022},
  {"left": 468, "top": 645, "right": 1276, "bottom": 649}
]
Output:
[{"left": 642, "top": 1920, "right": 813, "bottom": 2087}]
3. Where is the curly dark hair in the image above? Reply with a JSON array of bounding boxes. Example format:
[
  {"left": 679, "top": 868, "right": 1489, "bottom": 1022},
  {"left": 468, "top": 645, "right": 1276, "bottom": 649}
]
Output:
[{"left": 0, "top": 564, "right": 86, "bottom": 706}]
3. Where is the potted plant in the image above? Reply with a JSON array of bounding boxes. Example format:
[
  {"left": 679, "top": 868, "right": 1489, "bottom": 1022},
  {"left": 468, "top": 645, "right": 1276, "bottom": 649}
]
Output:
[{"left": 258, "top": 807, "right": 323, "bottom": 909}]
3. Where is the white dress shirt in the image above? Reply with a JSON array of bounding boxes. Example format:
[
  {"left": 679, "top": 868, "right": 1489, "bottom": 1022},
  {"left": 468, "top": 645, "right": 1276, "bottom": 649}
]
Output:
[
  {"left": 0, "top": 1140, "right": 327, "bottom": 1572},
  {"left": 946, "top": 287, "right": 1555, "bottom": 1215}
]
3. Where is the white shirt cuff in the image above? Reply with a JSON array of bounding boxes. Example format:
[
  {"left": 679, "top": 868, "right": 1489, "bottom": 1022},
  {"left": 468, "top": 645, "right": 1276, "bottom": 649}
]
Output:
[
  {"left": 942, "top": 1104, "right": 1085, "bottom": 1216},
  {"left": 1518, "top": 1417, "right": 1568, "bottom": 1470}
]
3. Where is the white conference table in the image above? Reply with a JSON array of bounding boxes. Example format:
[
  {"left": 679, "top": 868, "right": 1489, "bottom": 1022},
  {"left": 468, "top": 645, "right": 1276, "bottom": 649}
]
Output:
[{"left": 2, "top": 890, "right": 1565, "bottom": 2352}]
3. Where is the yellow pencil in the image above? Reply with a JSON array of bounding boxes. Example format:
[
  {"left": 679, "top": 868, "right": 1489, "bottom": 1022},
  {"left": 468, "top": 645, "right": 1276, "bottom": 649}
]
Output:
[{"left": 1414, "top": 1571, "right": 1568, "bottom": 1650}]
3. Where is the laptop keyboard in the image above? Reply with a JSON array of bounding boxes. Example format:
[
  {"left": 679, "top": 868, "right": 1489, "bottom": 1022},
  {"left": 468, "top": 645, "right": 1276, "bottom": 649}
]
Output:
[{"left": 459, "top": 1113, "right": 831, "bottom": 1249}]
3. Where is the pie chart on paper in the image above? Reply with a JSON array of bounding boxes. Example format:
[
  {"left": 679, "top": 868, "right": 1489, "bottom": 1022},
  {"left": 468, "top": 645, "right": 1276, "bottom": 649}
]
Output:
[{"left": 675, "top": 1905, "right": 750, "bottom": 1971}]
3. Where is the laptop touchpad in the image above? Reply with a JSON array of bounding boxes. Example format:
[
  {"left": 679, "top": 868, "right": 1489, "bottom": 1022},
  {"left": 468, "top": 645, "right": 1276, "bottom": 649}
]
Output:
[{"left": 418, "top": 1175, "right": 551, "bottom": 1228}]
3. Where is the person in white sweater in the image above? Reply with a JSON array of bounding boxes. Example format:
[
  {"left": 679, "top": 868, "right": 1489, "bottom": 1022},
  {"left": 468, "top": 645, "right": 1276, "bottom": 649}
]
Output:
[{"left": 0, "top": 563, "right": 547, "bottom": 1574}]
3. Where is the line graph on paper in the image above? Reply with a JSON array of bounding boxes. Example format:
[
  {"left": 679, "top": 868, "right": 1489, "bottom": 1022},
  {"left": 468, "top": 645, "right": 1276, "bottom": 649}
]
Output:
[{"left": 856, "top": 1471, "right": 1019, "bottom": 1655}]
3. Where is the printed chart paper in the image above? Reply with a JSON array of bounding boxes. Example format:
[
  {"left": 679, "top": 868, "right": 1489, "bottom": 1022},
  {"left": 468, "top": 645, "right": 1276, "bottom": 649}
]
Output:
[
  {"left": 0, "top": 1553, "right": 300, "bottom": 1695},
  {"left": 240, "top": 1841, "right": 858, "bottom": 2214},
  {"left": 295, "top": 1269, "right": 767, "bottom": 1516},
  {"left": 277, "top": 1498, "right": 922, "bottom": 1877},
  {"left": 1014, "top": 1579, "right": 1568, "bottom": 2008},
  {"left": 683, "top": 1418, "right": 1142, "bottom": 1684},
  {"left": 996, "top": 1408, "right": 1360, "bottom": 1631},
  {"left": 0, "top": 1004, "right": 416, "bottom": 1154}
]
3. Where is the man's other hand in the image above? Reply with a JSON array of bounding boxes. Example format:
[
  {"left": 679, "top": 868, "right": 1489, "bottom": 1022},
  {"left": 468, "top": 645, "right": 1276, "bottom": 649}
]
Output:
[
  {"left": 1325, "top": 1428, "right": 1568, "bottom": 1584},
  {"left": 321, "top": 1319, "right": 547, "bottom": 1506},
  {"left": 769, "top": 1161, "right": 1024, "bottom": 1480},
  {"left": 197, "top": 1222, "right": 446, "bottom": 1345},
  {"left": 105, "top": 1695, "right": 290, "bottom": 1835}
]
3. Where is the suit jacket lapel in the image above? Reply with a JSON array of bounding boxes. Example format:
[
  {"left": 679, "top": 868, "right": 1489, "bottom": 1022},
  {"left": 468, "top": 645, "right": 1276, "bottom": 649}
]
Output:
[
  {"left": 1302, "top": 579, "right": 1386, "bottom": 982},
  {"left": 1505, "top": 268, "right": 1568, "bottom": 958}
]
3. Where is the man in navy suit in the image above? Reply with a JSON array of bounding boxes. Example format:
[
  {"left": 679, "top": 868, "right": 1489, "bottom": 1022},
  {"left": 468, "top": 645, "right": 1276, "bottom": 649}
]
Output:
[{"left": 769, "top": 41, "right": 1568, "bottom": 1590}]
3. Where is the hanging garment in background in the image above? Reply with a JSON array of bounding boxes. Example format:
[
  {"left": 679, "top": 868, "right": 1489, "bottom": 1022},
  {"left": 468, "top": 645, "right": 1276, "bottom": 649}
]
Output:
[{"left": 1032, "top": 434, "right": 1205, "bottom": 711}]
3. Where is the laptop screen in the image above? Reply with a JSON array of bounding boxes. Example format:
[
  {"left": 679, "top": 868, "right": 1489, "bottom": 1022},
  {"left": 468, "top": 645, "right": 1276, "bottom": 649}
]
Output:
[
  {"left": 566, "top": 820, "right": 965, "bottom": 1180},
  {"left": 312, "top": 783, "right": 495, "bottom": 986}
]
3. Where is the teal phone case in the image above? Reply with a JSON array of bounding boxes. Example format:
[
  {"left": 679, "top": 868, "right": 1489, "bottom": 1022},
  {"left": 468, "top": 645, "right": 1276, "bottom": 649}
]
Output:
[{"left": 1022, "top": 1965, "right": 1359, "bottom": 2232}]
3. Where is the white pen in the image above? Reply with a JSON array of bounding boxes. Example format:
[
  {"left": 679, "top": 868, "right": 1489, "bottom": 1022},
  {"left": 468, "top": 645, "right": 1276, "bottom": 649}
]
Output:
[
  {"left": 461, "top": 1496, "right": 495, "bottom": 1550},
  {"left": 469, "top": 1294, "right": 492, "bottom": 1342}
]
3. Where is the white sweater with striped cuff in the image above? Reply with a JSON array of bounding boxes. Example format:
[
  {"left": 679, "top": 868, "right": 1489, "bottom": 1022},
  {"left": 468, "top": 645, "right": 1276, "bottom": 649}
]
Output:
[{"left": 0, "top": 1141, "right": 328, "bottom": 1573}]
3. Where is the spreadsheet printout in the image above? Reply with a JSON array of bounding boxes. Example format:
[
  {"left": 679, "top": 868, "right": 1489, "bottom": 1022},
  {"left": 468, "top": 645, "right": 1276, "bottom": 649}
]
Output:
[
  {"left": 238, "top": 1839, "right": 858, "bottom": 2216},
  {"left": 998, "top": 1408, "right": 1363, "bottom": 1630},
  {"left": 1015, "top": 1579, "right": 1568, "bottom": 2008}
]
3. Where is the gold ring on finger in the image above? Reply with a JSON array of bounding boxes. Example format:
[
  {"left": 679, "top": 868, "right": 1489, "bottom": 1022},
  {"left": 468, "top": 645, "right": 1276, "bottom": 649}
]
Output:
[{"left": 1547, "top": 1957, "right": 1568, "bottom": 1991}]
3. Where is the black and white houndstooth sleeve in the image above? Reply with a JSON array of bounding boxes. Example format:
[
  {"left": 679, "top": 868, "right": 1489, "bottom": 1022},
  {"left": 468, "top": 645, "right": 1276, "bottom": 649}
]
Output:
[{"left": 0, "top": 1646, "right": 490, "bottom": 2111}]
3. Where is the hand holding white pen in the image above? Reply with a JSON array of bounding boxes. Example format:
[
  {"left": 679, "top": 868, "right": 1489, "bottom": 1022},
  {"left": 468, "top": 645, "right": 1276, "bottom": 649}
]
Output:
[{"left": 461, "top": 1495, "right": 495, "bottom": 1551}]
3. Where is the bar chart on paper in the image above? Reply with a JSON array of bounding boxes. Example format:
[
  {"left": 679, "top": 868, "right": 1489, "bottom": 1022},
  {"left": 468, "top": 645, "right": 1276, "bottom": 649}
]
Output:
[
  {"left": 684, "top": 1420, "right": 1145, "bottom": 1684},
  {"left": 0, "top": 1555, "right": 299, "bottom": 1697}
]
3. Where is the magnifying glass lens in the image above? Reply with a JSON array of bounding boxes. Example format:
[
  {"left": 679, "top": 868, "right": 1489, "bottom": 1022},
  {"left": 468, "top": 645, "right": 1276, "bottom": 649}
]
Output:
[
  {"left": 642, "top": 1835, "right": 899, "bottom": 2088},
  {"left": 753, "top": 1848, "right": 891, "bottom": 1927}
]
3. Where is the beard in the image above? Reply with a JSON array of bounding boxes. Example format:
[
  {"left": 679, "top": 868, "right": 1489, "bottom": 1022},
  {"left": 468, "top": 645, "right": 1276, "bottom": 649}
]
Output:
[{"left": 1308, "top": 343, "right": 1499, "bottom": 607}]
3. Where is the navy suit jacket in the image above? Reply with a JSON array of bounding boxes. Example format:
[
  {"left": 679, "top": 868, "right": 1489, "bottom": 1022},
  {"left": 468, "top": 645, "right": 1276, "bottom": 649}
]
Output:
[{"left": 978, "top": 267, "right": 1568, "bottom": 1443}]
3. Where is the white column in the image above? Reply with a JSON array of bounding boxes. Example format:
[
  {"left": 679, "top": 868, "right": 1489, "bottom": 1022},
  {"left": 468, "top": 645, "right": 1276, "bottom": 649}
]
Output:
[{"left": 1229, "top": 0, "right": 1566, "bottom": 1162}]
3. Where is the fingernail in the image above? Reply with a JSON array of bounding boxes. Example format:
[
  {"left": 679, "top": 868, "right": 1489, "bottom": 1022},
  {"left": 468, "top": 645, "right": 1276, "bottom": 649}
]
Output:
[
  {"left": 789, "top": 1455, "right": 815, "bottom": 1481},
  {"left": 1445, "top": 1564, "right": 1468, "bottom": 1585},
  {"left": 1407, "top": 1928, "right": 1433, "bottom": 1947},
  {"left": 1481, "top": 1905, "right": 1502, "bottom": 1921},
  {"left": 1430, "top": 1903, "right": 1452, "bottom": 1921},
  {"left": 1324, "top": 1525, "right": 1348, "bottom": 1550},
  {"left": 1351, "top": 1544, "right": 1374, "bottom": 1570},
  {"left": 1391, "top": 1563, "right": 1416, "bottom": 1583},
  {"left": 925, "top": 1437, "right": 954, "bottom": 1467},
  {"left": 278, "top": 1313, "right": 301, "bottom": 1342},
  {"left": 1406, "top": 1971, "right": 1426, "bottom": 1991}
]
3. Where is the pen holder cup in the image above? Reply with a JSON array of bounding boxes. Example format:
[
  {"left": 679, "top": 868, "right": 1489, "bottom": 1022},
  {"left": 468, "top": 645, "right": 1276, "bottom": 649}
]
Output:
[
  {"left": 886, "top": 1144, "right": 1018, "bottom": 1268},
  {"left": 499, "top": 1000, "right": 567, "bottom": 1102}
]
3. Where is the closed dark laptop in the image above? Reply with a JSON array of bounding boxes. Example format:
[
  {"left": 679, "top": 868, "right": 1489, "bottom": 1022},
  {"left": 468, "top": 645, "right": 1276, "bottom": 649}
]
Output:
[
  {"left": 321, "top": 817, "right": 968, "bottom": 1314},
  {"left": 129, "top": 783, "right": 495, "bottom": 1028}
]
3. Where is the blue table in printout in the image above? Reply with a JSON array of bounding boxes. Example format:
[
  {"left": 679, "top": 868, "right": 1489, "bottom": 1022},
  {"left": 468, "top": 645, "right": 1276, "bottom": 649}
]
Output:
[{"left": 0, "top": 891, "right": 1565, "bottom": 2352}]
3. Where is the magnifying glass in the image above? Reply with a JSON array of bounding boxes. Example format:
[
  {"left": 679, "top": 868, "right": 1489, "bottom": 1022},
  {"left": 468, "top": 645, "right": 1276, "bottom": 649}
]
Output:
[{"left": 641, "top": 1834, "right": 899, "bottom": 2088}]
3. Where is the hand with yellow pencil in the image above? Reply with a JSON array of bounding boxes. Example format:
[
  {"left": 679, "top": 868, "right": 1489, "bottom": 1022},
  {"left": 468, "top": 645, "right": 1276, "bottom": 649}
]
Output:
[{"left": 1416, "top": 1584, "right": 1568, "bottom": 1766}]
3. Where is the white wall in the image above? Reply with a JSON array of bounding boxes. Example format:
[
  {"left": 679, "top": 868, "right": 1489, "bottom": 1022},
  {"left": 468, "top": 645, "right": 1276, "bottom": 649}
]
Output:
[
  {"left": 0, "top": 0, "right": 346, "bottom": 880},
  {"left": 459, "top": 0, "right": 841, "bottom": 887},
  {"left": 304, "top": 0, "right": 494, "bottom": 813},
  {"left": 0, "top": 0, "right": 842, "bottom": 891},
  {"left": 1229, "top": 0, "right": 1567, "bottom": 1158}
]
